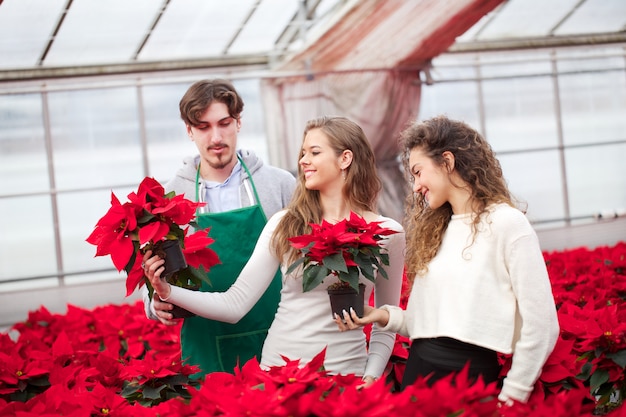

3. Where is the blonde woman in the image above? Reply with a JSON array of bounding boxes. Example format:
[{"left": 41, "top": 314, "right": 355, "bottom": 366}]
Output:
[{"left": 145, "top": 116, "right": 405, "bottom": 385}]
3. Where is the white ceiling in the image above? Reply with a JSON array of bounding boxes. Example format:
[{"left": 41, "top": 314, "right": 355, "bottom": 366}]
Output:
[{"left": 0, "top": 0, "right": 624, "bottom": 79}]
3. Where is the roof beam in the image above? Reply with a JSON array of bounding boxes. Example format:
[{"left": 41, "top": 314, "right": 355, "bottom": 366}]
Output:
[
  {"left": 38, "top": 0, "right": 74, "bottom": 65},
  {"left": 448, "top": 32, "right": 626, "bottom": 53},
  {"left": 132, "top": 0, "right": 172, "bottom": 60},
  {"left": 0, "top": 55, "right": 269, "bottom": 82}
]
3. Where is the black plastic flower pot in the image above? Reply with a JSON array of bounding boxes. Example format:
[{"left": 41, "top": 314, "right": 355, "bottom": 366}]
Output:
[
  {"left": 153, "top": 240, "right": 196, "bottom": 319},
  {"left": 327, "top": 283, "right": 366, "bottom": 319},
  {"left": 170, "top": 303, "right": 196, "bottom": 319},
  {"left": 157, "top": 285, "right": 199, "bottom": 319},
  {"left": 153, "top": 240, "right": 188, "bottom": 278}
]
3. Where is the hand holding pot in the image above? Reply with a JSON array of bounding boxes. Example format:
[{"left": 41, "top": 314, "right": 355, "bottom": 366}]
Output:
[
  {"left": 142, "top": 250, "right": 171, "bottom": 301},
  {"left": 334, "top": 305, "right": 390, "bottom": 332},
  {"left": 150, "top": 292, "right": 179, "bottom": 325}
]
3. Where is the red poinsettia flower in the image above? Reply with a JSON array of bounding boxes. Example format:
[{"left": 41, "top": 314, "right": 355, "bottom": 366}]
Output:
[
  {"left": 261, "top": 348, "right": 329, "bottom": 388},
  {"left": 0, "top": 344, "right": 50, "bottom": 395},
  {"left": 182, "top": 228, "right": 220, "bottom": 270},
  {"left": 137, "top": 219, "right": 171, "bottom": 246},
  {"left": 152, "top": 194, "right": 200, "bottom": 225},
  {"left": 88, "top": 382, "right": 137, "bottom": 416},
  {"left": 87, "top": 176, "right": 220, "bottom": 298},
  {"left": 86, "top": 193, "right": 139, "bottom": 271},
  {"left": 3, "top": 242, "right": 626, "bottom": 416},
  {"left": 124, "top": 255, "right": 146, "bottom": 297},
  {"left": 287, "top": 212, "right": 398, "bottom": 292}
]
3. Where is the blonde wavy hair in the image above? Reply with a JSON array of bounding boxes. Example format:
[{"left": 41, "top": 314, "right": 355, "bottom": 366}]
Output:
[
  {"left": 271, "top": 116, "right": 382, "bottom": 265},
  {"left": 400, "top": 115, "right": 515, "bottom": 281}
]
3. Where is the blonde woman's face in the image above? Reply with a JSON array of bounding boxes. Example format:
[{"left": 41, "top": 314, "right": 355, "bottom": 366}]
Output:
[{"left": 299, "top": 128, "right": 344, "bottom": 192}]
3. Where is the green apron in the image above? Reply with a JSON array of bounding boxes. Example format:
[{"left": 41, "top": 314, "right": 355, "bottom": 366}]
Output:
[{"left": 181, "top": 156, "right": 282, "bottom": 377}]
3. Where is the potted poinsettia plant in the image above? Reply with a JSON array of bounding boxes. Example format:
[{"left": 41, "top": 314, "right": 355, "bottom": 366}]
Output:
[
  {"left": 86, "top": 177, "right": 220, "bottom": 308},
  {"left": 286, "top": 212, "right": 398, "bottom": 317}
]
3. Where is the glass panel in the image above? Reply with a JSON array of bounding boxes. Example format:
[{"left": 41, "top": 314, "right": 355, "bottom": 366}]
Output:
[
  {"left": 475, "top": 0, "right": 578, "bottom": 39},
  {"left": 64, "top": 271, "right": 125, "bottom": 287},
  {"left": 479, "top": 50, "right": 552, "bottom": 78},
  {"left": 139, "top": 0, "right": 256, "bottom": 61},
  {"left": 44, "top": 0, "right": 163, "bottom": 66},
  {"left": 418, "top": 81, "right": 481, "bottom": 131},
  {"left": 0, "top": 0, "right": 66, "bottom": 69},
  {"left": 0, "top": 93, "right": 49, "bottom": 194},
  {"left": 498, "top": 150, "right": 565, "bottom": 224},
  {"left": 142, "top": 82, "right": 196, "bottom": 183},
  {"left": 430, "top": 54, "right": 479, "bottom": 81},
  {"left": 0, "top": 277, "right": 59, "bottom": 292},
  {"left": 228, "top": 0, "right": 299, "bottom": 55},
  {"left": 0, "top": 195, "right": 57, "bottom": 282},
  {"left": 557, "top": 48, "right": 625, "bottom": 72},
  {"left": 482, "top": 76, "right": 558, "bottom": 152},
  {"left": 559, "top": 69, "right": 626, "bottom": 146},
  {"left": 554, "top": 0, "right": 626, "bottom": 35},
  {"left": 47, "top": 87, "right": 144, "bottom": 190},
  {"left": 234, "top": 79, "right": 270, "bottom": 164},
  {"left": 565, "top": 144, "right": 626, "bottom": 219},
  {"left": 59, "top": 189, "right": 121, "bottom": 274},
  {"left": 65, "top": 183, "right": 141, "bottom": 289}
]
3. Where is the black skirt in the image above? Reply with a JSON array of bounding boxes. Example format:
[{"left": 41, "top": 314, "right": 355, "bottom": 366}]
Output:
[{"left": 401, "top": 337, "right": 501, "bottom": 390}]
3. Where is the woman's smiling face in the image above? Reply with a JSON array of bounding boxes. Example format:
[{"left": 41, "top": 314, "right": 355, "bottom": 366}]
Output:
[
  {"left": 299, "top": 128, "right": 344, "bottom": 192},
  {"left": 409, "top": 147, "right": 451, "bottom": 210}
]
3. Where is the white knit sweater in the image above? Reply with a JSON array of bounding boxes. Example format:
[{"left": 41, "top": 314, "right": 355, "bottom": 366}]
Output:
[
  {"left": 166, "top": 210, "right": 406, "bottom": 379},
  {"left": 382, "top": 203, "right": 559, "bottom": 403}
]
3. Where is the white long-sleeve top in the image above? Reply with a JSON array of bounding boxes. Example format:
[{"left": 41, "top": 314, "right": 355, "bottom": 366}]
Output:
[
  {"left": 382, "top": 203, "right": 559, "bottom": 403},
  {"left": 165, "top": 210, "right": 406, "bottom": 379}
]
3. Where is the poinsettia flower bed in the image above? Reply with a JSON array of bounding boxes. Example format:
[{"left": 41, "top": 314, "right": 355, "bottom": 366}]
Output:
[{"left": 1, "top": 242, "right": 625, "bottom": 416}]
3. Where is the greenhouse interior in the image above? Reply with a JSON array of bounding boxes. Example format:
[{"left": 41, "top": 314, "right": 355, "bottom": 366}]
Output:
[{"left": 1, "top": 0, "right": 625, "bottom": 415}]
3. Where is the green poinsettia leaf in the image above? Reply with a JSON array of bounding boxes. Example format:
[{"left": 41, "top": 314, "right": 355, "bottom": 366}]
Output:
[
  {"left": 303, "top": 264, "right": 329, "bottom": 292},
  {"left": 299, "top": 241, "right": 315, "bottom": 256},
  {"left": 589, "top": 369, "right": 609, "bottom": 393},
  {"left": 142, "top": 384, "right": 167, "bottom": 400},
  {"left": 163, "top": 374, "right": 192, "bottom": 386},
  {"left": 369, "top": 255, "right": 389, "bottom": 280},
  {"left": 576, "top": 360, "right": 592, "bottom": 380},
  {"left": 120, "top": 381, "right": 141, "bottom": 398},
  {"left": 184, "top": 265, "right": 211, "bottom": 287},
  {"left": 606, "top": 350, "right": 626, "bottom": 368},
  {"left": 376, "top": 263, "right": 389, "bottom": 280},
  {"left": 26, "top": 375, "right": 50, "bottom": 388},
  {"left": 137, "top": 210, "right": 156, "bottom": 225},
  {"left": 323, "top": 252, "right": 348, "bottom": 273},
  {"left": 286, "top": 256, "right": 306, "bottom": 275},
  {"left": 354, "top": 254, "right": 376, "bottom": 281},
  {"left": 167, "top": 227, "right": 186, "bottom": 243},
  {"left": 338, "top": 267, "right": 361, "bottom": 291},
  {"left": 124, "top": 246, "right": 139, "bottom": 275}
]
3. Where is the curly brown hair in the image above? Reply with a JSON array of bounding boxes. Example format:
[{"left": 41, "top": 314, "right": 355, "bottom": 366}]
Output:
[
  {"left": 400, "top": 115, "right": 515, "bottom": 280},
  {"left": 179, "top": 79, "right": 244, "bottom": 126},
  {"left": 271, "top": 116, "right": 382, "bottom": 265}
]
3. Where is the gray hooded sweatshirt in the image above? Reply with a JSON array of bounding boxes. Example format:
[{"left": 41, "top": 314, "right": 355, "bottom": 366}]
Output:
[{"left": 164, "top": 149, "right": 295, "bottom": 218}]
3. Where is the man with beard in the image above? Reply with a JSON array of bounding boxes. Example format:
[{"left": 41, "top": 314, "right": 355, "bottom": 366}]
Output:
[{"left": 142, "top": 79, "right": 295, "bottom": 376}]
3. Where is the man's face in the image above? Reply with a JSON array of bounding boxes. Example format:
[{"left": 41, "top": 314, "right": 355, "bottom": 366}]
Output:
[{"left": 187, "top": 101, "right": 240, "bottom": 171}]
